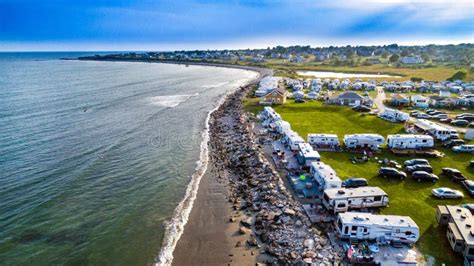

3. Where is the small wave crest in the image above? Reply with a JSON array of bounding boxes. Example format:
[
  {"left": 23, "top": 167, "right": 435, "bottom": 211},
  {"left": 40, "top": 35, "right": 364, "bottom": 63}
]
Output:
[
  {"left": 148, "top": 93, "right": 199, "bottom": 108},
  {"left": 201, "top": 82, "right": 229, "bottom": 88}
]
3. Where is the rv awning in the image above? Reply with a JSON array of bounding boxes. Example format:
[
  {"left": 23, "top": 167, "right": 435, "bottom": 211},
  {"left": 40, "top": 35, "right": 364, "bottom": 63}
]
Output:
[{"left": 448, "top": 222, "right": 463, "bottom": 241}]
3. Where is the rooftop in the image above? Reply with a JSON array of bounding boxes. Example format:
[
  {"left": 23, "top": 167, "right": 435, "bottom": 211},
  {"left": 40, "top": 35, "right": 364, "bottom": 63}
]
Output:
[
  {"left": 324, "top": 186, "right": 387, "bottom": 199},
  {"left": 339, "top": 212, "right": 418, "bottom": 229}
]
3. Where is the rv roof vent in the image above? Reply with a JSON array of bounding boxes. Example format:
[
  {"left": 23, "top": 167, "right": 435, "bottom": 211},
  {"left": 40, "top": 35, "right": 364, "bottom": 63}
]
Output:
[
  {"left": 354, "top": 216, "right": 364, "bottom": 221},
  {"left": 471, "top": 229, "right": 474, "bottom": 237},
  {"left": 384, "top": 218, "right": 389, "bottom": 222},
  {"left": 466, "top": 224, "right": 471, "bottom": 229},
  {"left": 337, "top": 190, "right": 345, "bottom": 195},
  {"left": 456, "top": 208, "right": 462, "bottom": 212},
  {"left": 400, "top": 219, "right": 405, "bottom": 223},
  {"left": 461, "top": 215, "right": 466, "bottom": 220}
]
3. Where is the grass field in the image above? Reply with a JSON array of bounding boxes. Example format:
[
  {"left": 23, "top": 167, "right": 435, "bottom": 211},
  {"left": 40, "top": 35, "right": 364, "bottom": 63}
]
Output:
[{"left": 244, "top": 99, "right": 474, "bottom": 265}]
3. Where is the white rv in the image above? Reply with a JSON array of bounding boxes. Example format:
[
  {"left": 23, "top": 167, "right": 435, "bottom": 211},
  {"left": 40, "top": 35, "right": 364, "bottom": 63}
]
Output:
[
  {"left": 387, "top": 134, "right": 434, "bottom": 149},
  {"left": 336, "top": 212, "right": 420, "bottom": 244},
  {"left": 310, "top": 162, "right": 342, "bottom": 190},
  {"left": 343, "top": 134, "right": 385, "bottom": 150},
  {"left": 261, "top": 107, "right": 281, "bottom": 123},
  {"left": 284, "top": 130, "right": 305, "bottom": 151},
  {"left": 275, "top": 120, "right": 291, "bottom": 134},
  {"left": 297, "top": 143, "right": 321, "bottom": 166},
  {"left": 308, "top": 134, "right": 340, "bottom": 149},
  {"left": 322, "top": 187, "right": 389, "bottom": 213},
  {"left": 413, "top": 119, "right": 458, "bottom": 141},
  {"left": 379, "top": 108, "right": 410, "bottom": 122}
]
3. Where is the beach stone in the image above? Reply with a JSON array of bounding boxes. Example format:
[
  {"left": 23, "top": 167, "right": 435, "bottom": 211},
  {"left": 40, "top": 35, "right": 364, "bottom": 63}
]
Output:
[
  {"left": 284, "top": 208, "right": 296, "bottom": 216},
  {"left": 303, "top": 258, "right": 313, "bottom": 264},
  {"left": 239, "top": 226, "right": 250, "bottom": 235},
  {"left": 240, "top": 217, "right": 252, "bottom": 228},
  {"left": 235, "top": 241, "right": 242, "bottom": 247},
  {"left": 305, "top": 250, "right": 317, "bottom": 258}
]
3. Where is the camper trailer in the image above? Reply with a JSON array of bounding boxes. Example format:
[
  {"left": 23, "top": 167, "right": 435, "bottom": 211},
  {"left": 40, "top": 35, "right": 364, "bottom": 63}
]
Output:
[
  {"left": 387, "top": 134, "right": 434, "bottom": 149},
  {"left": 322, "top": 186, "right": 389, "bottom": 213},
  {"left": 379, "top": 108, "right": 410, "bottom": 122},
  {"left": 343, "top": 134, "right": 385, "bottom": 150},
  {"left": 308, "top": 134, "right": 340, "bottom": 149},
  {"left": 413, "top": 119, "right": 459, "bottom": 141},
  {"left": 336, "top": 212, "right": 420, "bottom": 244},
  {"left": 297, "top": 143, "right": 321, "bottom": 167},
  {"left": 310, "top": 161, "right": 342, "bottom": 190},
  {"left": 261, "top": 107, "right": 281, "bottom": 123},
  {"left": 284, "top": 130, "right": 305, "bottom": 151},
  {"left": 275, "top": 120, "right": 291, "bottom": 134}
]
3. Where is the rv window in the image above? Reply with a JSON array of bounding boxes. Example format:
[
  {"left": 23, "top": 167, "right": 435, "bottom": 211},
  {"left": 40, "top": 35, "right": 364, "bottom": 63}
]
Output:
[
  {"left": 344, "top": 226, "right": 349, "bottom": 234},
  {"left": 422, "top": 140, "right": 427, "bottom": 143},
  {"left": 363, "top": 228, "right": 368, "bottom": 233},
  {"left": 338, "top": 219, "right": 343, "bottom": 230},
  {"left": 337, "top": 203, "right": 346, "bottom": 208},
  {"left": 469, "top": 248, "right": 474, "bottom": 255},
  {"left": 405, "top": 231, "right": 412, "bottom": 236},
  {"left": 396, "top": 229, "right": 400, "bottom": 233},
  {"left": 324, "top": 193, "right": 329, "bottom": 202},
  {"left": 352, "top": 226, "right": 357, "bottom": 231},
  {"left": 374, "top": 196, "right": 382, "bottom": 201}
]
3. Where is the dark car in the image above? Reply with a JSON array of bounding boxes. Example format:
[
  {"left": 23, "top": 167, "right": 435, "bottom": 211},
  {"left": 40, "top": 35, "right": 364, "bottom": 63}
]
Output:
[
  {"left": 439, "top": 118, "right": 452, "bottom": 124},
  {"left": 462, "top": 180, "right": 474, "bottom": 196},
  {"left": 411, "top": 171, "right": 439, "bottom": 182},
  {"left": 406, "top": 164, "right": 433, "bottom": 173},
  {"left": 470, "top": 161, "right": 474, "bottom": 167},
  {"left": 342, "top": 177, "right": 368, "bottom": 188},
  {"left": 404, "top": 158, "right": 429, "bottom": 167},
  {"left": 457, "top": 115, "right": 474, "bottom": 121},
  {"left": 442, "top": 168, "right": 467, "bottom": 182},
  {"left": 451, "top": 120, "right": 469, "bottom": 126},
  {"left": 443, "top": 139, "right": 465, "bottom": 148},
  {"left": 379, "top": 167, "right": 407, "bottom": 179},
  {"left": 295, "top": 98, "right": 305, "bottom": 103}
]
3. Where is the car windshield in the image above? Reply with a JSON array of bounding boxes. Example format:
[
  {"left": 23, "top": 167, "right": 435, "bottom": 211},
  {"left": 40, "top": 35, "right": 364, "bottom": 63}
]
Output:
[{"left": 435, "top": 188, "right": 444, "bottom": 192}]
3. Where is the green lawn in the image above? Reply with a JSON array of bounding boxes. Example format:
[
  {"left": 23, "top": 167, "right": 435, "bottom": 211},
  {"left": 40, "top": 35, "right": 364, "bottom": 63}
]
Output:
[{"left": 246, "top": 99, "right": 473, "bottom": 265}]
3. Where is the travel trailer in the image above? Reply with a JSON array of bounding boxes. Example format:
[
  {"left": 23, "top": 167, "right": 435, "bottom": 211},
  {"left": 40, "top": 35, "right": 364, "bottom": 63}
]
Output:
[
  {"left": 296, "top": 143, "right": 321, "bottom": 166},
  {"left": 379, "top": 108, "right": 410, "bottom": 122},
  {"left": 310, "top": 161, "right": 342, "bottom": 190},
  {"left": 284, "top": 130, "right": 305, "bottom": 151},
  {"left": 343, "top": 134, "right": 385, "bottom": 150},
  {"left": 387, "top": 134, "right": 434, "bottom": 149},
  {"left": 275, "top": 120, "right": 291, "bottom": 134},
  {"left": 308, "top": 134, "right": 340, "bottom": 149},
  {"left": 412, "top": 119, "right": 458, "bottom": 141},
  {"left": 322, "top": 186, "right": 389, "bottom": 213},
  {"left": 261, "top": 107, "right": 281, "bottom": 123},
  {"left": 336, "top": 212, "right": 420, "bottom": 244}
]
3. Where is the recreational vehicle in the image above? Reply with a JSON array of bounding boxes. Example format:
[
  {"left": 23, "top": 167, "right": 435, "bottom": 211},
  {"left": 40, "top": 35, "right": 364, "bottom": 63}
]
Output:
[
  {"left": 308, "top": 134, "right": 340, "bottom": 149},
  {"left": 297, "top": 143, "right": 320, "bottom": 167},
  {"left": 336, "top": 212, "right": 420, "bottom": 244},
  {"left": 413, "top": 119, "right": 458, "bottom": 141},
  {"left": 284, "top": 130, "right": 305, "bottom": 151},
  {"left": 379, "top": 108, "right": 410, "bottom": 122},
  {"left": 261, "top": 107, "right": 281, "bottom": 123},
  {"left": 387, "top": 134, "right": 434, "bottom": 149},
  {"left": 310, "top": 161, "right": 342, "bottom": 190},
  {"left": 275, "top": 120, "right": 291, "bottom": 134},
  {"left": 343, "top": 134, "right": 385, "bottom": 150},
  {"left": 322, "top": 186, "right": 389, "bottom": 213}
]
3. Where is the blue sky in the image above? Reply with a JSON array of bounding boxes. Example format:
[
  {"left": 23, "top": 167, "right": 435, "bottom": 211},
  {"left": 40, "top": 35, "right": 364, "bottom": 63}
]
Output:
[{"left": 1, "top": 0, "right": 473, "bottom": 51}]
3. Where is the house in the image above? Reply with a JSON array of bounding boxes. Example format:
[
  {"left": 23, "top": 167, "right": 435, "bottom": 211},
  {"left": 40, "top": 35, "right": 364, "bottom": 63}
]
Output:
[
  {"left": 343, "top": 134, "right": 385, "bottom": 150},
  {"left": 401, "top": 56, "right": 424, "bottom": 64},
  {"left": 336, "top": 212, "right": 419, "bottom": 244},
  {"left": 292, "top": 90, "right": 305, "bottom": 100},
  {"left": 328, "top": 91, "right": 366, "bottom": 106},
  {"left": 411, "top": 95, "right": 429, "bottom": 108},
  {"left": 387, "top": 134, "right": 434, "bottom": 149},
  {"left": 310, "top": 161, "right": 341, "bottom": 190},
  {"left": 436, "top": 205, "right": 474, "bottom": 260},
  {"left": 308, "top": 134, "right": 340, "bottom": 149},
  {"left": 260, "top": 87, "right": 287, "bottom": 105},
  {"left": 390, "top": 94, "right": 410, "bottom": 106},
  {"left": 322, "top": 186, "right": 389, "bottom": 213},
  {"left": 297, "top": 143, "right": 321, "bottom": 167}
]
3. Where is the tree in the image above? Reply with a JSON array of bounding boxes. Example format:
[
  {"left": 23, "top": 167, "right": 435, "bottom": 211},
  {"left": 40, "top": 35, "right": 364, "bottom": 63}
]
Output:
[
  {"left": 448, "top": 70, "right": 467, "bottom": 81},
  {"left": 401, "top": 50, "right": 410, "bottom": 57},
  {"left": 410, "top": 77, "right": 423, "bottom": 82},
  {"left": 389, "top": 54, "right": 399, "bottom": 63},
  {"left": 381, "top": 52, "right": 390, "bottom": 59}
]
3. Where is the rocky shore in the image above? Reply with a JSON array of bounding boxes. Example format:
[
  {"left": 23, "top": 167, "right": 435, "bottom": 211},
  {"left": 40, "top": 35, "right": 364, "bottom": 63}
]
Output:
[{"left": 206, "top": 84, "right": 339, "bottom": 264}]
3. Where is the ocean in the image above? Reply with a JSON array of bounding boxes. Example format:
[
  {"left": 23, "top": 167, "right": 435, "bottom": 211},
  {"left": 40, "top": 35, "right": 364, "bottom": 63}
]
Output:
[{"left": 0, "top": 53, "right": 258, "bottom": 265}]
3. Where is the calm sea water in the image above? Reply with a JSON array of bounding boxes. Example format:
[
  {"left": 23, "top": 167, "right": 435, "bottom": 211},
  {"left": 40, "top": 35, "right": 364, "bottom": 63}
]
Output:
[{"left": 0, "top": 53, "right": 257, "bottom": 265}]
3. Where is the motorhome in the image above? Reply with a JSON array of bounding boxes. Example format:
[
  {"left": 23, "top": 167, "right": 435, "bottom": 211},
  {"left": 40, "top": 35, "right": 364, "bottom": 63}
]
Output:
[
  {"left": 412, "top": 119, "right": 459, "bottom": 141},
  {"left": 261, "top": 107, "right": 281, "bottom": 123},
  {"left": 310, "top": 161, "right": 342, "bottom": 190},
  {"left": 322, "top": 186, "right": 389, "bottom": 213},
  {"left": 275, "top": 120, "right": 291, "bottom": 134},
  {"left": 284, "top": 130, "right": 305, "bottom": 151},
  {"left": 343, "top": 134, "right": 385, "bottom": 150},
  {"left": 296, "top": 143, "right": 321, "bottom": 166},
  {"left": 387, "top": 134, "right": 434, "bottom": 149},
  {"left": 336, "top": 212, "right": 420, "bottom": 244},
  {"left": 308, "top": 134, "right": 340, "bottom": 149},
  {"left": 379, "top": 108, "right": 410, "bottom": 122}
]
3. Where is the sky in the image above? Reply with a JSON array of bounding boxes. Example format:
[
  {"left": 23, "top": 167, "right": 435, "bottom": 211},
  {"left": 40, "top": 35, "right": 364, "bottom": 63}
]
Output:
[{"left": 0, "top": 0, "right": 473, "bottom": 51}]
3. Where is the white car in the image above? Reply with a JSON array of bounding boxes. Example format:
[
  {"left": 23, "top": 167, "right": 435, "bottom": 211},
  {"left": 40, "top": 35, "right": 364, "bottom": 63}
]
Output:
[
  {"left": 452, "top": 144, "right": 474, "bottom": 153},
  {"left": 431, "top": 187, "right": 464, "bottom": 199}
]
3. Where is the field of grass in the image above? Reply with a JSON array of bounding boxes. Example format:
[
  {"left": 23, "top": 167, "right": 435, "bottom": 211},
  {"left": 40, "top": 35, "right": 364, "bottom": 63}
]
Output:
[{"left": 245, "top": 99, "right": 473, "bottom": 265}]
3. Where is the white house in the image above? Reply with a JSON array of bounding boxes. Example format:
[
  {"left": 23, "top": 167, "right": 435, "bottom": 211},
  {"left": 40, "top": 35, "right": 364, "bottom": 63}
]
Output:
[
  {"left": 411, "top": 95, "right": 429, "bottom": 108},
  {"left": 308, "top": 133, "right": 340, "bottom": 149},
  {"left": 386, "top": 134, "right": 434, "bottom": 149},
  {"left": 343, "top": 134, "right": 385, "bottom": 150},
  {"left": 322, "top": 186, "right": 389, "bottom": 213},
  {"left": 297, "top": 143, "right": 321, "bottom": 166},
  {"left": 336, "top": 212, "right": 420, "bottom": 244},
  {"left": 310, "top": 161, "right": 342, "bottom": 190},
  {"left": 401, "top": 56, "right": 424, "bottom": 64}
]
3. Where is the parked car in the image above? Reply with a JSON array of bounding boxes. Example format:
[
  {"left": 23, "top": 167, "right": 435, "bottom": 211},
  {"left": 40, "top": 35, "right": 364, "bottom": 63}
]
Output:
[
  {"left": 439, "top": 118, "right": 452, "bottom": 123},
  {"left": 409, "top": 111, "right": 419, "bottom": 117},
  {"left": 442, "top": 168, "right": 467, "bottom": 182},
  {"left": 412, "top": 171, "right": 439, "bottom": 182},
  {"left": 461, "top": 203, "right": 474, "bottom": 214},
  {"left": 427, "top": 110, "right": 442, "bottom": 115},
  {"left": 295, "top": 99, "right": 305, "bottom": 103},
  {"left": 452, "top": 144, "right": 474, "bottom": 153},
  {"left": 443, "top": 139, "right": 465, "bottom": 148},
  {"left": 342, "top": 177, "right": 368, "bottom": 188},
  {"left": 456, "top": 113, "right": 473, "bottom": 119},
  {"left": 379, "top": 167, "right": 407, "bottom": 179},
  {"left": 406, "top": 164, "right": 433, "bottom": 173},
  {"left": 417, "top": 113, "right": 432, "bottom": 119},
  {"left": 431, "top": 187, "right": 464, "bottom": 199},
  {"left": 404, "top": 158, "right": 429, "bottom": 167},
  {"left": 451, "top": 120, "right": 469, "bottom": 126},
  {"left": 352, "top": 105, "right": 371, "bottom": 112},
  {"left": 462, "top": 180, "right": 474, "bottom": 196},
  {"left": 433, "top": 114, "right": 448, "bottom": 120},
  {"left": 456, "top": 114, "right": 474, "bottom": 121}
]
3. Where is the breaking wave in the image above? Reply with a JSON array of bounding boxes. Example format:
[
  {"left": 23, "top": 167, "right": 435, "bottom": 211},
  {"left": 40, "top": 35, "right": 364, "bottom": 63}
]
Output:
[{"left": 148, "top": 93, "right": 199, "bottom": 108}]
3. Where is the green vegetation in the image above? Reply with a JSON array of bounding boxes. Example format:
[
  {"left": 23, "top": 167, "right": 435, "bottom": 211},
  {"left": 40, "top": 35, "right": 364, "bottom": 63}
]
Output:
[
  {"left": 244, "top": 99, "right": 474, "bottom": 265},
  {"left": 389, "top": 54, "right": 400, "bottom": 63},
  {"left": 448, "top": 70, "right": 468, "bottom": 81}
]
